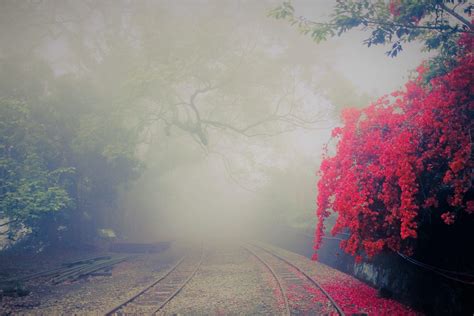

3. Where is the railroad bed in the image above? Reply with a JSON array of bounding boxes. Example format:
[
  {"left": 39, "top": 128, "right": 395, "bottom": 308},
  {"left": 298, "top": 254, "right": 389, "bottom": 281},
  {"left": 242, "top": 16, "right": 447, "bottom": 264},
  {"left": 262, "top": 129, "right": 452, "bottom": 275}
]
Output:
[
  {"left": 0, "top": 241, "right": 418, "bottom": 315},
  {"left": 105, "top": 242, "right": 343, "bottom": 315},
  {"left": 106, "top": 247, "right": 203, "bottom": 315}
]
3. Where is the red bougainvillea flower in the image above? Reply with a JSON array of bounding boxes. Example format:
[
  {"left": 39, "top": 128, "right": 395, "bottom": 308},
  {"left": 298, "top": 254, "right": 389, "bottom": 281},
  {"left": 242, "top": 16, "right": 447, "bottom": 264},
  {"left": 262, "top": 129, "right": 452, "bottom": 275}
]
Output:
[
  {"left": 441, "top": 212, "right": 456, "bottom": 225},
  {"left": 314, "top": 34, "right": 473, "bottom": 258}
]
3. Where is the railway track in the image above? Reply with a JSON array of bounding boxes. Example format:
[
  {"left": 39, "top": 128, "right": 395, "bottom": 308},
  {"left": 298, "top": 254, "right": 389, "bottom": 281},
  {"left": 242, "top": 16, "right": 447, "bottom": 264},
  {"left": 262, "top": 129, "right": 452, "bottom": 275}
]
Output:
[
  {"left": 244, "top": 243, "right": 345, "bottom": 316},
  {"left": 105, "top": 247, "right": 204, "bottom": 315}
]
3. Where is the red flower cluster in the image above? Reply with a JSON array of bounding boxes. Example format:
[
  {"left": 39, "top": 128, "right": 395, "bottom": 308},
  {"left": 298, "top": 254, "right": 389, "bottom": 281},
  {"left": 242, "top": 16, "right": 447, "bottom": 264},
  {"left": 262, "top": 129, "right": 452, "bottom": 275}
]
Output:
[
  {"left": 389, "top": 0, "right": 401, "bottom": 17},
  {"left": 441, "top": 212, "right": 455, "bottom": 225},
  {"left": 319, "top": 278, "right": 419, "bottom": 315},
  {"left": 314, "top": 38, "right": 473, "bottom": 258},
  {"left": 388, "top": 0, "right": 425, "bottom": 24}
]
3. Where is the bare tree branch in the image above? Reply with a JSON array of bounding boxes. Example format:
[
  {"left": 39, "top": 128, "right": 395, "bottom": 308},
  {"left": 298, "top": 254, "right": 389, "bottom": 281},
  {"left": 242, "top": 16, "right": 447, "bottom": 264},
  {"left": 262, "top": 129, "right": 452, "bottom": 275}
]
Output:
[
  {"left": 440, "top": 2, "right": 473, "bottom": 30},
  {"left": 208, "top": 150, "right": 257, "bottom": 193}
]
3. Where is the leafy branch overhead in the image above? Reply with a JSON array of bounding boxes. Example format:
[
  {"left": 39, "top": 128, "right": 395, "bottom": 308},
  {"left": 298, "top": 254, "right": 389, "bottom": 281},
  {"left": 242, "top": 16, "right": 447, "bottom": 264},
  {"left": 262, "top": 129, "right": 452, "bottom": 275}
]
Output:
[{"left": 270, "top": 0, "right": 473, "bottom": 57}]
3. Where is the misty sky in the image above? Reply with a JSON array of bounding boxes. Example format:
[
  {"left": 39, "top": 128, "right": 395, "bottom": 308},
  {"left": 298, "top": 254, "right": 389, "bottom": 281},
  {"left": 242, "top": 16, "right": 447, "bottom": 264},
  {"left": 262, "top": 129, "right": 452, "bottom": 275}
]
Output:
[
  {"left": 291, "top": 0, "right": 430, "bottom": 95},
  {"left": 115, "top": 0, "right": 431, "bottom": 240},
  {"left": 1, "top": 0, "right": 432, "bottom": 241}
]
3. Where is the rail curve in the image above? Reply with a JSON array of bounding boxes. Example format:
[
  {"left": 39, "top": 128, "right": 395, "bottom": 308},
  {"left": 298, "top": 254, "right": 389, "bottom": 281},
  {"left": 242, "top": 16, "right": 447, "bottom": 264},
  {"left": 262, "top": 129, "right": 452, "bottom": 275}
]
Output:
[{"left": 245, "top": 243, "right": 345, "bottom": 316}]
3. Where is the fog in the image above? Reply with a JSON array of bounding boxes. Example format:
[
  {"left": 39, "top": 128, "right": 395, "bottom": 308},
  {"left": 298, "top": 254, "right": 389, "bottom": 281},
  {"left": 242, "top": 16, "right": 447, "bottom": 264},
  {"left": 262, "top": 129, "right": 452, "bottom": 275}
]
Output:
[{"left": 0, "top": 0, "right": 428, "bottom": 245}]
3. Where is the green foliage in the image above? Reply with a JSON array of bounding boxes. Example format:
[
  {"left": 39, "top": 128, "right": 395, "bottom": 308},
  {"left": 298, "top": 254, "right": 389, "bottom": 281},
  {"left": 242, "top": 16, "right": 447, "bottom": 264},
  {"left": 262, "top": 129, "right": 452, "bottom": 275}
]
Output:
[
  {"left": 0, "top": 52, "right": 142, "bottom": 247},
  {"left": 0, "top": 99, "right": 72, "bottom": 239},
  {"left": 270, "top": 0, "right": 473, "bottom": 59}
]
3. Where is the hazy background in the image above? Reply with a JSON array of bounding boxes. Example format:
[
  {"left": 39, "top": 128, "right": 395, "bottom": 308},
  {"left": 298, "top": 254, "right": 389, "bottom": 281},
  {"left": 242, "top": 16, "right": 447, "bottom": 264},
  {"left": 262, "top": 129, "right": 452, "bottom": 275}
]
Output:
[
  {"left": 113, "top": 0, "right": 429, "bottom": 242},
  {"left": 0, "top": 0, "right": 429, "bottom": 244}
]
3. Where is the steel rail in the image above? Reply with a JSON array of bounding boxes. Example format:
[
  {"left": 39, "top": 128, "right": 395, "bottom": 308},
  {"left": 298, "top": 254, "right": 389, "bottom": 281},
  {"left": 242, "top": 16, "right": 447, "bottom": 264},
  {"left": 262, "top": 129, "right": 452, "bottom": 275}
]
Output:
[
  {"left": 242, "top": 245, "right": 291, "bottom": 316},
  {"left": 251, "top": 243, "right": 345, "bottom": 316},
  {"left": 153, "top": 248, "right": 204, "bottom": 314},
  {"left": 105, "top": 247, "right": 203, "bottom": 316}
]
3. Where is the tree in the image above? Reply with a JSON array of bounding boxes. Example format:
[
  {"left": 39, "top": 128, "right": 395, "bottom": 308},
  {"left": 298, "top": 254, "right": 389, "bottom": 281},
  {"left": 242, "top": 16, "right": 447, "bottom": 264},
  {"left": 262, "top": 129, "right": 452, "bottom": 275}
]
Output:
[
  {"left": 313, "top": 35, "right": 473, "bottom": 260},
  {"left": 270, "top": 0, "right": 473, "bottom": 79},
  {"left": 269, "top": 1, "right": 474, "bottom": 260},
  {"left": 1, "top": 0, "right": 343, "bottom": 248},
  {"left": 0, "top": 99, "right": 72, "bottom": 241},
  {"left": 0, "top": 41, "right": 142, "bottom": 248}
]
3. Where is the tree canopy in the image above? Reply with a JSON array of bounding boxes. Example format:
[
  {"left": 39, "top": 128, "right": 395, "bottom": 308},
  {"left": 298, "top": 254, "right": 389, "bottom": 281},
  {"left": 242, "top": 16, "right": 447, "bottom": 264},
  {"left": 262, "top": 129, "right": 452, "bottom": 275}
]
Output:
[{"left": 270, "top": 0, "right": 473, "bottom": 79}]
